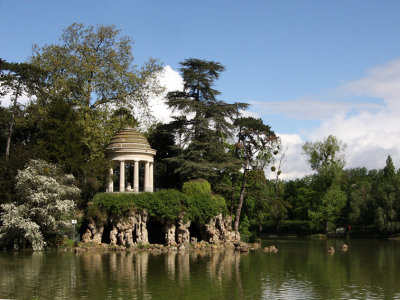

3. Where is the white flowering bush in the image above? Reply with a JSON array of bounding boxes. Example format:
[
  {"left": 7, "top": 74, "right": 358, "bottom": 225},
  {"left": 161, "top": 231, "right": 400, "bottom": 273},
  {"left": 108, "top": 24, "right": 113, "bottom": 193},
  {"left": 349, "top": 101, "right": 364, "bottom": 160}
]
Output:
[{"left": 0, "top": 159, "right": 80, "bottom": 250}]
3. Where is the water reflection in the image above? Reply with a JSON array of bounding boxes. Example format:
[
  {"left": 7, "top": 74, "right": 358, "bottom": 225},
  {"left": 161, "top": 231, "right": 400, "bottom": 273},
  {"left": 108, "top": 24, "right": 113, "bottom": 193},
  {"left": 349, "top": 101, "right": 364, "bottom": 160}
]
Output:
[{"left": 1, "top": 240, "right": 400, "bottom": 299}]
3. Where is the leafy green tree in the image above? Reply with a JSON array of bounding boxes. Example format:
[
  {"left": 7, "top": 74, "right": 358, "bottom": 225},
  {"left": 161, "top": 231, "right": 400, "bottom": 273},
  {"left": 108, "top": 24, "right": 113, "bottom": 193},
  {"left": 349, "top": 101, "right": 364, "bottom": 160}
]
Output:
[
  {"left": 0, "top": 160, "right": 79, "bottom": 250},
  {"left": 244, "top": 170, "right": 289, "bottom": 233},
  {"left": 30, "top": 23, "right": 162, "bottom": 161},
  {"left": 371, "top": 155, "right": 400, "bottom": 233},
  {"left": 30, "top": 23, "right": 162, "bottom": 110},
  {"left": 342, "top": 168, "right": 374, "bottom": 230},
  {"left": 308, "top": 186, "right": 347, "bottom": 232},
  {"left": 166, "top": 58, "right": 247, "bottom": 184},
  {"left": 303, "top": 135, "right": 346, "bottom": 190},
  {"left": 303, "top": 135, "right": 347, "bottom": 233},
  {"left": 146, "top": 123, "right": 182, "bottom": 189},
  {"left": 0, "top": 59, "right": 46, "bottom": 158},
  {"left": 348, "top": 182, "right": 373, "bottom": 230},
  {"left": 232, "top": 117, "right": 279, "bottom": 232},
  {"left": 285, "top": 176, "right": 318, "bottom": 221},
  {"left": 19, "top": 23, "right": 162, "bottom": 202}
]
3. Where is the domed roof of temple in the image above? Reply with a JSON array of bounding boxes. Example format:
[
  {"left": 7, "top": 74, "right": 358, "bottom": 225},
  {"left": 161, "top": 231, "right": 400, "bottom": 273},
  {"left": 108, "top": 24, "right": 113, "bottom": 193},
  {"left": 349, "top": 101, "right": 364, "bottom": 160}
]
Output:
[{"left": 106, "top": 127, "right": 154, "bottom": 152}]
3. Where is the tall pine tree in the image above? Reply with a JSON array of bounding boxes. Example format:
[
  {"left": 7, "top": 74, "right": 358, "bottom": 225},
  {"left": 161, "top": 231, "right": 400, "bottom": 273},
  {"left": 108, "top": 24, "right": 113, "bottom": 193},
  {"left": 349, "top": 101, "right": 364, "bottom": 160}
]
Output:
[{"left": 166, "top": 58, "right": 247, "bottom": 184}]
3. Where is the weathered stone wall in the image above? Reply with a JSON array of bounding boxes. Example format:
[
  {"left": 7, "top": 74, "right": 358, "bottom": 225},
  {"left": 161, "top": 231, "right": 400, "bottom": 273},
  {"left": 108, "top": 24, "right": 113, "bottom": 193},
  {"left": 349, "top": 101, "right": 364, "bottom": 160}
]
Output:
[{"left": 82, "top": 210, "right": 240, "bottom": 246}]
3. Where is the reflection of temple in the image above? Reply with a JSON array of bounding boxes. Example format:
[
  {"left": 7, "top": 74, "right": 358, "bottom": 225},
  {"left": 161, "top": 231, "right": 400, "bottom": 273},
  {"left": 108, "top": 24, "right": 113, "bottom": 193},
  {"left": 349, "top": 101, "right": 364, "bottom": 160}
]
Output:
[
  {"left": 78, "top": 250, "right": 240, "bottom": 290},
  {"left": 106, "top": 127, "right": 156, "bottom": 192}
]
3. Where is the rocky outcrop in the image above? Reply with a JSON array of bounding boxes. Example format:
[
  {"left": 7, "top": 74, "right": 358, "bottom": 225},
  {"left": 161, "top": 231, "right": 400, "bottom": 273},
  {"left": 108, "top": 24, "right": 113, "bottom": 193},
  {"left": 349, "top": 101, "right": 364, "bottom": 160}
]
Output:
[
  {"left": 110, "top": 210, "right": 149, "bottom": 246},
  {"left": 263, "top": 245, "right": 278, "bottom": 253},
  {"left": 83, "top": 210, "right": 240, "bottom": 247},
  {"left": 176, "top": 215, "right": 190, "bottom": 244},
  {"left": 164, "top": 220, "right": 176, "bottom": 246},
  {"left": 82, "top": 221, "right": 104, "bottom": 245},
  {"left": 206, "top": 214, "right": 240, "bottom": 244}
]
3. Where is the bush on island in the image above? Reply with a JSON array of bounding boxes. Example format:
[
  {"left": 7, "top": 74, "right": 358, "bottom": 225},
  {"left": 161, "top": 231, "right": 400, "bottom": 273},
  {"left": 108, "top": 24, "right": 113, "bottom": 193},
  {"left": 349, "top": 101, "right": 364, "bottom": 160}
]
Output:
[{"left": 87, "top": 179, "right": 228, "bottom": 226}]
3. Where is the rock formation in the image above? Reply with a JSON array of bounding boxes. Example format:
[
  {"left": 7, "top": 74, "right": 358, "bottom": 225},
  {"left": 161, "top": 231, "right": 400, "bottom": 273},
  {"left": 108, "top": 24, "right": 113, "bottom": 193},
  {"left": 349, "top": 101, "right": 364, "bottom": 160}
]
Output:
[{"left": 82, "top": 210, "right": 240, "bottom": 247}]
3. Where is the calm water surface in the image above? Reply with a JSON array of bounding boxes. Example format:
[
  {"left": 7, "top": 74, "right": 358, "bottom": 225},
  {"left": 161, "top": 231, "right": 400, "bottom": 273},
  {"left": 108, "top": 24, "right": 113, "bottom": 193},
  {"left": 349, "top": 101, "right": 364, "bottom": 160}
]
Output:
[{"left": 1, "top": 239, "right": 400, "bottom": 299}]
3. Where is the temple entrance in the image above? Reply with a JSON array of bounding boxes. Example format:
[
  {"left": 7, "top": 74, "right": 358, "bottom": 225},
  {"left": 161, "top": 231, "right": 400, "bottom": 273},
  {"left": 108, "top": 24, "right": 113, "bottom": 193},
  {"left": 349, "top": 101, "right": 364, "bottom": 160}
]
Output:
[
  {"left": 189, "top": 222, "right": 209, "bottom": 242},
  {"left": 147, "top": 217, "right": 165, "bottom": 244},
  {"left": 101, "top": 222, "right": 113, "bottom": 244}
]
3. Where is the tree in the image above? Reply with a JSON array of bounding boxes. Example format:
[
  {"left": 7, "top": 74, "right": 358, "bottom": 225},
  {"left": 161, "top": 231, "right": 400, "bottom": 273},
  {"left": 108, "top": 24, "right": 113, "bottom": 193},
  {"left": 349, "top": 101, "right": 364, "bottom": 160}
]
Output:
[
  {"left": 343, "top": 168, "right": 374, "bottom": 230},
  {"left": 30, "top": 23, "right": 162, "bottom": 161},
  {"left": 232, "top": 117, "right": 279, "bottom": 232},
  {"left": 166, "top": 58, "right": 247, "bottom": 183},
  {"left": 0, "top": 160, "right": 79, "bottom": 250},
  {"left": 146, "top": 122, "right": 182, "bottom": 189},
  {"left": 284, "top": 176, "right": 318, "bottom": 221},
  {"left": 303, "top": 135, "right": 347, "bottom": 233},
  {"left": 348, "top": 181, "right": 373, "bottom": 230},
  {"left": 303, "top": 135, "right": 346, "bottom": 189},
  {"left": 0, "top": 59, "right": 46, "bottom": 158},
  {"left": 30, "top": 23, "right": 162, "bottom": 110},
  {"left": 24, "top": 24, "right": 162, "bottom": 201},
  {"left": 308, "top": 186, "right": 347, "bottom": 233},
  {"left": 371, "top": 155, "right": 400, "bottom": 233},
  {"left": 244, "top": 170, "right": 289, "bottom": 233}
]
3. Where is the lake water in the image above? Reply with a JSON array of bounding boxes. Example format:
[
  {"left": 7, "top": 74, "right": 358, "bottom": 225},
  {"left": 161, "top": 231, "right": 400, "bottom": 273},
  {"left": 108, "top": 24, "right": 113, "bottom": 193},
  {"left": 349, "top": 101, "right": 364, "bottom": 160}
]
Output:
[{"left": 1, "top": 239, "right": 400, "bottom": 299}]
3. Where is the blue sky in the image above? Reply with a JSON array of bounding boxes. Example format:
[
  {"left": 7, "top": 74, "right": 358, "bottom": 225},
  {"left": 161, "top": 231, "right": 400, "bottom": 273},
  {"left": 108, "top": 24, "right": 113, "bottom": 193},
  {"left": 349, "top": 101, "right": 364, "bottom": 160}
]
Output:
[{"left": 2, "top": 0, "right": 400, "bottom": 178}]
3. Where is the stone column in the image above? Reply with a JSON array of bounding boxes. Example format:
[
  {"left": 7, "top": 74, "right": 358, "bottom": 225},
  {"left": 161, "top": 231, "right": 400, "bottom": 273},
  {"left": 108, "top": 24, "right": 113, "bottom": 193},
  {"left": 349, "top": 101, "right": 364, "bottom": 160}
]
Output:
[
  {"left": 134, "top": 160, "right": 139, "bottom": 193},
  {"left": 144, "top": 161, "right": 150, "bottom": 192},
  {"left": 107, "top": 166, "right": 114, "bottom": 192},
  {"left": 120, "top": 160, "right": 125, "bottom": 192},
  {"left": 149, "top": 162, "right": 154, "bottom": 192}
]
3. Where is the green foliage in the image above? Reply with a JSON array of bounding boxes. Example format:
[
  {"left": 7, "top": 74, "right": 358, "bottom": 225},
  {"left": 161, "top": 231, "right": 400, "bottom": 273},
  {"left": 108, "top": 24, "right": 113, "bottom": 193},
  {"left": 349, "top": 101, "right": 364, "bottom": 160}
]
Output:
[
  {"left": 0, "top": 159, "right": 79, "bottom": 250},
  {"left": 143, "top": 190, "right": 184, "bottom": 220},
  {"left": 239, "top": 214, "right": 251, "bottom": 236},
  {"left": 182, "top": 179, "right": 211, "bottom": 196},
  {"left": 146, "top": 123, "right": 182, "bottom": 189},
  {"left": 285, "top": 177, "right": 319, "bottom": 221},
  {"left": 302, "top": 136, "right": 348, "bottom": 233},
  {"left": 183, "top": 193, "right": 226, "bottom": 224},
  {"left": 308, "top": 186, "right": 347, "bottom": 232},
  {"left": 212, "top": 194, "right": 229, "bottom": 216},
  {"left": 181, "top": 179, "right": 227, "bottom": 223},
  {"left": 243, "top": 170, "right": 290, "bottom": 232},
  {"left": 166, "top": 58, "right": 247, "bottom": 184},
  {"left": 303, "top": 135, "right": 346, "bottom": 173},
  {"left": 88, "top": 180, "right": 228, "bottom": 226},
  {"left": 371, "top": 156, "right": 400, "bottom": 233},
  {"left": 276, "top": 220, "right": 314, "bottom": 234},
  {"left": 19, "top": 23, "right": 163, "bottom": 205},
  {"left": 30, "top": 23, "right": 162, "bottom": 110}
]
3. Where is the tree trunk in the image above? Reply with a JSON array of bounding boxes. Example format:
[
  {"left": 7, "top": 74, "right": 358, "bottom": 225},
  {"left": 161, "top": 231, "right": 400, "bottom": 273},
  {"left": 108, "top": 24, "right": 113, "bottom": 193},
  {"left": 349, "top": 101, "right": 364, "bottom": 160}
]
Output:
[
  {"left": 325, "top": 220, "right": 329, "bottom": 234},
  {"left": 5, "top": 81, "right": 21, "bottom": 159},
  {"left": 234, "top": 169, "right": 248, "bottom": 232},
  {"left": 230, "top": 173, "right": 236, "bottom": 217},
  {"left": 230, "top": 128, "right": 242, "bottom": 217}
]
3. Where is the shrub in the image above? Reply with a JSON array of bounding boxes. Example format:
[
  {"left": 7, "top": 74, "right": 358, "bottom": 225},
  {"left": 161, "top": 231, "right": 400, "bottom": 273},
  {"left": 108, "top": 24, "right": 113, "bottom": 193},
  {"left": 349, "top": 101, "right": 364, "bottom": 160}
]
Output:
[
  {"left": 276, "top": 220, "right": 314, "bottom": 234},
  {"left": 182, "top": 179, "right": 211, "bottom": 196},
  {"left": 87, "top": 179, "right": 228, "bottom": 226},
  {"left": 0, "top": 159, "right": 79, "bottom": 250},
  {"left": 88, "top": 190, "right": 186, "bottom": 223}
]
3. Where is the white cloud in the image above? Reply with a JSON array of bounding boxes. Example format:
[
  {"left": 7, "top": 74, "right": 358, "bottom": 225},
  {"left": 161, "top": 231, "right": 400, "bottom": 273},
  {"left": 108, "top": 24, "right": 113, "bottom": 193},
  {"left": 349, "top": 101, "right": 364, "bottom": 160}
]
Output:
[
  {"left": 342, "top": 58, "right": 400, "bottom": 110},
  {"left": 260, "top": 58, "right": 400, "bottom": 179},
  {"left": 147, "top": 65, "right": 184, "bottom": 124},
  {"left": 248, "top": 98, "right": 382, "bottom": 120},
  {"left": 266, "top": 133, "right": 311, "bottom": 180},
  {"left": 308, "top": 59, "right": 400, "bottom": 171},
  {"left": 0, "top": 92, "right": 31, "bottom": 108}
]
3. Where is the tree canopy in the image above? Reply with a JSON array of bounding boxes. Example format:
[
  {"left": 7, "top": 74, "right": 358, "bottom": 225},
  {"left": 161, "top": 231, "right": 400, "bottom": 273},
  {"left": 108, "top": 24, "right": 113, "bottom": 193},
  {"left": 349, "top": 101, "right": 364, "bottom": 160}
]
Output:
[
  {"left": 30, "top": 23, "right": 162, "bottom": 110},
  {"left": 166, "top": 58, "right": 247, "bottom": 183}
]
